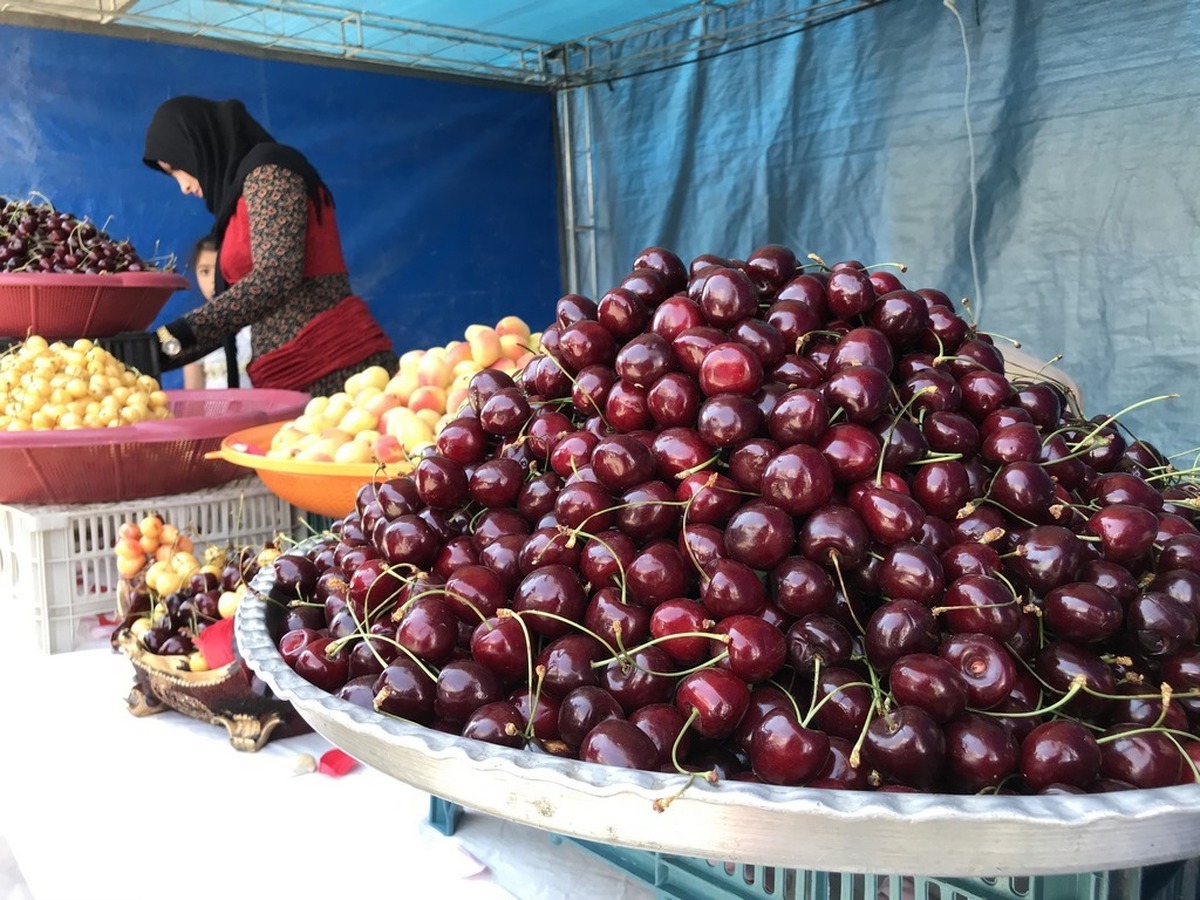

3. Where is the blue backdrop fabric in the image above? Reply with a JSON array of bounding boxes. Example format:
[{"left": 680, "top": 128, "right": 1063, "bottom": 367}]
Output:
[
  {"left": 0, "top": 24, "right": 561, "bottom": 388},
  {"left": 564, "top": 0, "right": 1200, "bottom": 456}
]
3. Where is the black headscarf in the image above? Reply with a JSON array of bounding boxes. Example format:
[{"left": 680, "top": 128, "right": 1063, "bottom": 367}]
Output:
[{"left": 142, "top": 96, "right": 330, "bottom": 238}]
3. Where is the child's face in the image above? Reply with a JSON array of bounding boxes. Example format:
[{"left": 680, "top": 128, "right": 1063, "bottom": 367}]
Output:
[{"left": 195, "top": 248, "right": 217, "bottom": 301}]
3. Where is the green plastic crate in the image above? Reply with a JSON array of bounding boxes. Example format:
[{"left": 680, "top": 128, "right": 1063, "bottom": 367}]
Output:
[
  {"left": 560, "top": 836, "right": 1200, "bottom": 900},
  {"left": 427, "top": 797, "right": 1199, "bottom": 900}
]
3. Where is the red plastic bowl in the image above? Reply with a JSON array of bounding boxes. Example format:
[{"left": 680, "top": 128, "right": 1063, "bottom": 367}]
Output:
[
  {"left": 0, "top": 389, "right": 311, "bottom": 506},
  {"left": 0, "top": 271, "right": 191, "bottom": 339}
]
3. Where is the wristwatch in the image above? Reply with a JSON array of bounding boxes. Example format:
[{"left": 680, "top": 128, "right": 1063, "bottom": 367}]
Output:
[{"left": 156, "top": 325, "right": 182, "bottom": 358}]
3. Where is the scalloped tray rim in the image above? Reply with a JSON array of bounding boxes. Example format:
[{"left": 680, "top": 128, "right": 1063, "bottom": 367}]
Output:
[{"left": 237, "top": 554, "right": 1200, "bottom": 876}]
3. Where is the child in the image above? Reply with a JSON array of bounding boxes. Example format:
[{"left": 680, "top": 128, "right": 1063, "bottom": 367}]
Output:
[{"left": 182, "top": 236, "right": 252, "bottom": 389}]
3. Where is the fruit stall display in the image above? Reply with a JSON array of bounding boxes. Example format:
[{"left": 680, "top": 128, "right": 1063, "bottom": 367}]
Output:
[
  {"left": 233, "top": 244, "right": 1200, "bottom": 887},
  {"left": 213, "top": 316, "right": 540, "bottom": 518},
  {"left": 109, "top": 517, "right": 309, "bottom": 749},
  {"left": 0, "top": 195, "right": 188, "bottom": 340}
]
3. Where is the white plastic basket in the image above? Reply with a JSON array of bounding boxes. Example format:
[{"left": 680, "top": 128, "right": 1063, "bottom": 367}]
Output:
[{"left": 0, "top": 477, "right": 303, "bottom": 654}]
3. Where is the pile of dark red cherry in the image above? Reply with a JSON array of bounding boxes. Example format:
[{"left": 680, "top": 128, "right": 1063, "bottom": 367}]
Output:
[{"left": 272, "top": 245, "right": 1200, "bottom": 796}]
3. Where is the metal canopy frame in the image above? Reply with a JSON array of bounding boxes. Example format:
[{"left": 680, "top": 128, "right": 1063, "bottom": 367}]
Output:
[{"left": 0, "top": 0, "right": 889, "bottom": 88}]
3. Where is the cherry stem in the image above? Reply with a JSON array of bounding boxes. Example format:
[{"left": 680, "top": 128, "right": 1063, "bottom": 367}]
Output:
[
  {"left": 908, "top": 452, "right": 965, "bottom": 466},
  {"left": 503, "top": 607, "right": 618, "bottom": 658},
  {"left": 558, "top": 524, "right": 630, "bottom": 606},
  {"left": 673, "top": 453, "right": 723, "bottom": 481},
  {"left": 848, "top": 691, "right": 878, "bottom": 770},
  {"left": 654, "top": 734, "right": 715, "bottom": 811},
  {"left": 827, "top": 551, "right": 866, "bottom": 636},
  {"left": 1094, "top": 723, "right": 1199, "bottom": 745},
  {"left": 766, "top": 676, "right": 805, "bottom": 722},
  {"left": 929, "top": 598, "right": 1022, "bottom": 617},
  {"left": 1162, "top": 731, "right": 1200, "bottom": 784},
  {"left": 875, "top": 386, "right": 935, "bottom": 485},
  {"left": 1067, "top": 395, "right": 1179, "bottom": 452},
  {"left": 973, "top": 676, "right": 1087, "bottom": 719},
  {"left": 539, "top": 347, "right": 612, "bottom": 430},
  {"left": 362, "top": 632, "right": 440, "bottom": 683}
]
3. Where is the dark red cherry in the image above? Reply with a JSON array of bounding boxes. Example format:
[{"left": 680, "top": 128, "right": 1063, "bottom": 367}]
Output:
[
  {"left": 799, "top": 504, "right": 870, "bottom": 570},
  {"left": 854, "top": 485, "right": 926, "bottom": 546},
  {"left": 670, "top": 325, "right": 727, "bottom": 376},
  {"left": 651, "top": 294, "right": 705, "bottom": 343},
  {"left": 940, "top": 574, "right": 1022, "bottom": 642},
  {"left": 512, "top": 564, "right": 588, "bottom": 638},
  {"left": 627, "top": 541, "right": 691, "bottom": 609},
  {"left": 824, "top": 365, "right": 891, "bottom": 424},
  {"left": 463, "top": 701, "right": 527, "bottom": 749},
  {"left": 616, "top": 480, "right": 680, "bottom": 542},
  {"left": 699, "top": 342, "right": 764, "bottom": 397},
  {"left": 750, "top": 710, "right": 830, "bottom": 786},
  {"left": 604, "top": 379, "right": 653, "bottom": 432},
  {"left": 723, "top": 501, "right": 795, "bottom": 571},
  {"left": 1085, "top": 504, "right": 1159, "bottom": 566},
  {"left": 877, "top": 542, "right": 945, "bottom": 605},
  {"left": 816, "top": 423, "right": 881, "bottom": 484},
  {"left": 759, "top": 445, "right": 834, "bottom": 517},
  {"left": 697, "top": 393, "right": 762, "bottom": 448},
  {"left": 600, "top": 646, "right": 675, "bottom": 713},
  {"left": 1006, "top": 526, "right": 1085, "bottom": 595},
  {"left": 714, "top": 615, "right": 788, "bottom": 683},
  {"left": 826, "top": 269, "right": 876, "bottom": 319},
  {"left": 939, "top": 632, "right": 1017, "bottom": 709},
  {"left": 889, "top": 653, "right": 969, "bottom": 723},
  {"left": 699, "top": 267, "right": 758, "bottom": 327},
  {"left": 989, "top": 461, "right": 1056, "bottom": 523},
  {"left": 479, "top": 387, "right": 532, "bottom": 437},
  {"left": 590, "top": 435, "right": 655, "bottom": 494},
  {"left": 862, "top": 705, "right": 945, "bottom": 791},
  {"left": 1127, "top": 592, "right": 1198, "bottom": 657},
  {"left": 809, "top": 667, "right": 874, "bottom": 741},
  {"left": 1034, "top": 641, "right": 1116, "bottom": 718},
  {"left": 579, "top": 719, "right": 659, "bottom": 770},
  {"left": 864, "top": 600, "right": 940, "bottom": 670},
  {"left": 646, "top": 372, "right": 702, "bottom": 427},
  {"left": 944, "top": 712, "right": 1019, "bottom": 792},
  {"left": 558, "top": 685, "right": 624, "bottom": 751},
  {"left": 597, "top": 288, "right": 649, "bottom": 340},
  {"left": 1042, "top": 582, "right": 1123, "bottom": 644},
  {"left": 786, "top": 613, "right": 854, "bottom": 672},
  {"left": 615, "top": 333, "right": 676, "bottom": 388},
  {"left": 1020, "top": 720, "right": 1101, "bottom": 791},
  {"left": 702, "top": 558, "right": 767, "bottom": 618},
  {"left": 770, "top": 556, "right": 836, "bottom": 618},
  {"left": 674, "top": 667, "right": 751, "bottom": 739},
  {"left": 434, "top": 659, "right": 503, "bottom": 724},
  {"left": 1098, "top": 725, "right": 1183, "bottom": 789}
]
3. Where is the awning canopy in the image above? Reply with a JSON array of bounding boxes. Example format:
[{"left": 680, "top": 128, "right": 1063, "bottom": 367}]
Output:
[{"left": 0, "top": 0, "right": 888, "bottom": 86}]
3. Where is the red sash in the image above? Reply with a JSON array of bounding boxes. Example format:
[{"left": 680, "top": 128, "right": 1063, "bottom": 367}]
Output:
[{"left": 245, "top": 296, "right": 394, "bottom": 391}]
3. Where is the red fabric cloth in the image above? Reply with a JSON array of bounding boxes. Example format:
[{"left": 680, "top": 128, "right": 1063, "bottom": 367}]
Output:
[
  {"left": 194, "top": 616, "right": 235, "bottom": 670},
  {"left": 245, "top": 295, "right": 393, "bottom": 391},
  {"left": 219, "top": 189, "right": 347, "bottom": 285}
]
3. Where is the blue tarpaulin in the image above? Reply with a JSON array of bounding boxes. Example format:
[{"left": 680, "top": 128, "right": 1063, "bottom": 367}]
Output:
[
  {"left": 0, "top": 23, "right": 562, "bottom": 388},
  {"left": 563, "top": 0, "right": 1200, "bottom": 456}
]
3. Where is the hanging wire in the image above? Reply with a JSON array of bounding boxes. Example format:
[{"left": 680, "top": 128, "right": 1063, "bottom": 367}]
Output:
[{"left": 943, "top": 0, "right": 984, "bottom": 322}]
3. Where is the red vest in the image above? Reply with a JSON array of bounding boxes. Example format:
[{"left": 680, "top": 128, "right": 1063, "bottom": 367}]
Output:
[{"left": 219, "top": 190, "right": 347, "bottom": 285}]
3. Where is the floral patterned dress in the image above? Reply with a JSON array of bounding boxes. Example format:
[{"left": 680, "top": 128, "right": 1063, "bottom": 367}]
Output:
[{"left": 179, "top": 164, "right": 396, "bottom": 397}]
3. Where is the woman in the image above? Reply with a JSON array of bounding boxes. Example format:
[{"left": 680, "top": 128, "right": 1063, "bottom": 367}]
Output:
[{"left": 143, "top": 96, "right": 396, "bottom": 395}]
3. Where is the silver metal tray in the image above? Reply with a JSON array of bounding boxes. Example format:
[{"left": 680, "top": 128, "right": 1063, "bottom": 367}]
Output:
[{"left": 238, "top": 563, "right": 1200, "bottom": 877}]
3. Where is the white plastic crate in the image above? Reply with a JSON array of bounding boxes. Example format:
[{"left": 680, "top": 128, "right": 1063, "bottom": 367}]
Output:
[{"left": 0, "top": 476, "right": 303, "bottom": 654}]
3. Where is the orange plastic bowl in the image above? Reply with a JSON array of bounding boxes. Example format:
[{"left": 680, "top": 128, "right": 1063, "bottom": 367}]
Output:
[{"left": 213, "top": 422, "right": 411, "bottom": 519}]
